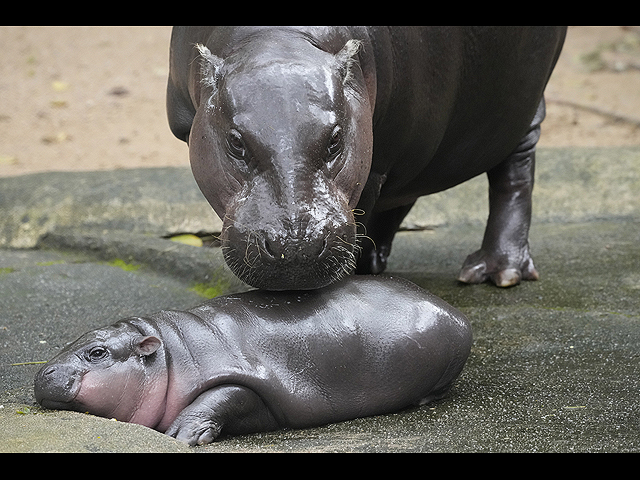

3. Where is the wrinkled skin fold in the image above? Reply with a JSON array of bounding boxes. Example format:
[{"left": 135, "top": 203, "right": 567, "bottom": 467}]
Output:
[{"left": 167, "top": 26, "right": 567, "bottom": 290}]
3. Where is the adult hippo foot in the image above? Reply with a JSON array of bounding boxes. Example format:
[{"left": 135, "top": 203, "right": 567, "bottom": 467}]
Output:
[
  {"left": 457, "top": 244, "right": 539, "bottom": 287},
  {"left": 356, "top": 244, "right": 390, "bottom": 276}
]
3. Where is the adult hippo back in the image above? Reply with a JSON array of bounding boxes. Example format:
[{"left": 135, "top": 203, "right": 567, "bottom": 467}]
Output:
[{"left": 167, "top": 26, "right": 566, "bottom": 290}]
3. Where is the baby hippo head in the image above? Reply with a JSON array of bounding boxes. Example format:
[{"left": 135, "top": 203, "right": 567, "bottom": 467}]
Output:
[
  {"left": 188, "top": 37, "right": 373, "bottom": 290},
  {"left": 34, "top": 321, "right": 166, "bottom": 428}
]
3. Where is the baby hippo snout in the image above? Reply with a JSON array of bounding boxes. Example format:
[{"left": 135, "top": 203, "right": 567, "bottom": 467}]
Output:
[{"left": 34, "top": 363, "right": 80, "bottom": 409}]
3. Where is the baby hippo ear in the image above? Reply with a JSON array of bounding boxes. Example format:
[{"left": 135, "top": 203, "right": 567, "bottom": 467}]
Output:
[{"left": 133, "top": 336, "right": 162, "bottom": 356}]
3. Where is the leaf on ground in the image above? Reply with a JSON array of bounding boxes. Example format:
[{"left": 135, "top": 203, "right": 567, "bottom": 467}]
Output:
[
  {"left": 51, "top": 80, "right": 70, "bottom": 92},
  {"left": 169, "top": 234, "right": 203, "bottom": 247}
]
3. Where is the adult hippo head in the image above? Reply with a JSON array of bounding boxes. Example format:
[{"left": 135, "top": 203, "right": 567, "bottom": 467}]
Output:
[{"left": 175, "top": 31, "right": 372, "bottom": 290}]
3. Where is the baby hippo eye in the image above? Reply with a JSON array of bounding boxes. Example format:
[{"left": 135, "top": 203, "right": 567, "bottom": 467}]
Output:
[
  {"left": 85, "top": 346, "right": 108, "bottom": 362},
  {"left": 327, "top": 126, "right": 343, "bottom": 158}
]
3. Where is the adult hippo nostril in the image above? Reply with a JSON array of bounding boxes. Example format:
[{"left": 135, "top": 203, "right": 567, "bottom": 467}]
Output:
[{"left": 262, "top": 232, "right": 329, "bottom": 261}]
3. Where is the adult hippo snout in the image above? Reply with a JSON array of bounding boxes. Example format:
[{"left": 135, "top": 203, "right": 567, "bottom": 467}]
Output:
[
  {"left": 218, "top": 154, "right": 361, "bottom": 289},
  {"left": 220, "top": 194, "right": 357, "bottom": 290}
]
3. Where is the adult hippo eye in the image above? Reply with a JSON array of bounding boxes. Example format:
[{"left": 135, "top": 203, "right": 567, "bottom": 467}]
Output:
[
  {"left": 227, "top": 130, "right": 247, "bottom": 160},
  {"left": 85, "top": 346, "right": 109, "bottom": 363},
  {"left": 327, "top": 126, "right": 343, "bottom": 158}
]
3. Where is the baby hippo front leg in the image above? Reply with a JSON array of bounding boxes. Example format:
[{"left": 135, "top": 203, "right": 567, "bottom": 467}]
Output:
[{"left": 165, "top": 385, "right": 279, "bottom": 445}]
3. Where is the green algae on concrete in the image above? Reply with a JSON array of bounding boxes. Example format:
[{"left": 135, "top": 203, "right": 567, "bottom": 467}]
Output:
[
  {"left": 106, "top": 258, "right": 142, "bottom": 272},
  {"left": 190, "top": 279, "right": 233, "bottom": 299}
]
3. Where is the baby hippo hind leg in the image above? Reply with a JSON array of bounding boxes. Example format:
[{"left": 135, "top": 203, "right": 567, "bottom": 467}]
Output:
[
  {"left": 458, "top": 126, "right": 541, "bottom": 288},
  {"left": 165, "top": 385, "right": 279, "bottom": 446}
]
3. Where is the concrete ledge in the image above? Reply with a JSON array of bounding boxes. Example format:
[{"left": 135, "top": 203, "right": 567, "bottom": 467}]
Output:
[
  {"left": 0, "top": 403, "right": 190, "bottom": 453},
  {"left": 403, "top": 146, "right": 640, "bottom": 228},
  {"left": 36, "top": 227, "right": 249, "bottom": 292},
  {"left": 1, "top": 147, "right": 638, "bottom": 249},
  {"left": 0, "top": 167, "right": 222, "bottom": 249}
]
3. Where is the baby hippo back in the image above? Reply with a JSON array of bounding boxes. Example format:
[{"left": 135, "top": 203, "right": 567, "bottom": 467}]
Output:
[{"left": 144, "top": 275, "right": 472, "bottom": 428}]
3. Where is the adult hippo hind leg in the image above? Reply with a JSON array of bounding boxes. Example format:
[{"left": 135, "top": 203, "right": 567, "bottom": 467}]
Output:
[{"left": 457, "top": 100, "right": 544, "bottom": 288}]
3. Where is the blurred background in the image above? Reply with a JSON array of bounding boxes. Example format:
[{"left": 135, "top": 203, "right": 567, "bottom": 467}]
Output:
[{"left": 0, "top": 26, "right": 639, "bottom": 178}]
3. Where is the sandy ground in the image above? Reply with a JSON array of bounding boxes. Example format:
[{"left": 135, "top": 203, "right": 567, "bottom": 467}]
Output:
[{"left": 1, "top": 26, "right": 639, "bottom": 178}]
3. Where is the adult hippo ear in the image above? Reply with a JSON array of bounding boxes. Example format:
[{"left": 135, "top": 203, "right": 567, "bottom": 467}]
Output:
[
  {"left": 192, "top": 44, "right": 224, "bottom": 112},
  {"left": 335, "top": 39, "right": 363, "bottom": 85},
  {"left": 132, "top": 336, "right": 162, "bottom": 356}
]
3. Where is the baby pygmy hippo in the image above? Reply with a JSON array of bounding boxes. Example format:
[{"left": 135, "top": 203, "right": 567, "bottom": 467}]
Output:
[{"left": 35, "top": 275, "right": 472, "bottom": 446}]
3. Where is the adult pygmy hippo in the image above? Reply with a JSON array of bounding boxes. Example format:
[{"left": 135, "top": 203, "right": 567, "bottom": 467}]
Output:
[
  {"left": 167, "top": 26, "right": 566, "bottom": 290},
  {"left": 35, "top": 276, "right": 472, "bottom": 445}
]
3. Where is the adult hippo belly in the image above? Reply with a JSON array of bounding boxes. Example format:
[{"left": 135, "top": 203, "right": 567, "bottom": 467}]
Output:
[{"left": 167, "top": 26, "right": 567, "bottom": 290}]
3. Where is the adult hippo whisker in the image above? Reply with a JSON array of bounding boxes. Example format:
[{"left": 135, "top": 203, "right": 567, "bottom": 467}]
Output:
[
  {"left": 219, "top": 214, "right": 271, "bottom": 269},
  {"left": 243, "top": 231, "right": 266, "bottom": 268},
  {"left": 355, "top": 232, "right": 376, "bottom": 252},
  {"left": 335, "top": 232, "right": 358, "bottom": 249},
  {"left": 330, "top": 246, "right": 357, "bottom": 276}
]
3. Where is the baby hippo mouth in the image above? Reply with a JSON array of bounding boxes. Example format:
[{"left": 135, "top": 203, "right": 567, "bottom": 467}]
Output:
[{"left": 220, "top": 216, "right": 358, "bottom": 291}]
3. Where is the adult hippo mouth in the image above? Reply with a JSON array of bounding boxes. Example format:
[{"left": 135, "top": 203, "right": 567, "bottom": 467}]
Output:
[{"left": 174, "top": 32, "right": 372, "bottom": 290}]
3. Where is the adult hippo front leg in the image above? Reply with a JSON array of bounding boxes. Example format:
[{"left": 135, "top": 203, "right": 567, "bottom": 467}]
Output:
[
  {"left": 457, "top": 104, "right": 543, "bottom": 287},
  {"left": 356, "top": 202, "right": 415, "bottom": 275}
]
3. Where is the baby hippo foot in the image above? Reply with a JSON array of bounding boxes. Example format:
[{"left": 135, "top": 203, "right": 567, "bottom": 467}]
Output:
[
  {"left": 457, "top": 245, "right": 539, "bottom": 287},
  {"left": 165, "top": 399, "right": 223, "bottom": 446},
  {"left": 165, "top": 385, "right": 279, "bottom": 446}
]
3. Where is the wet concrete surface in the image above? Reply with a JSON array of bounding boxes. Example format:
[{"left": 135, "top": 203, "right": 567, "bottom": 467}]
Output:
[{"left": 1, "top": 147, "right": 639, "bottom": 452}]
